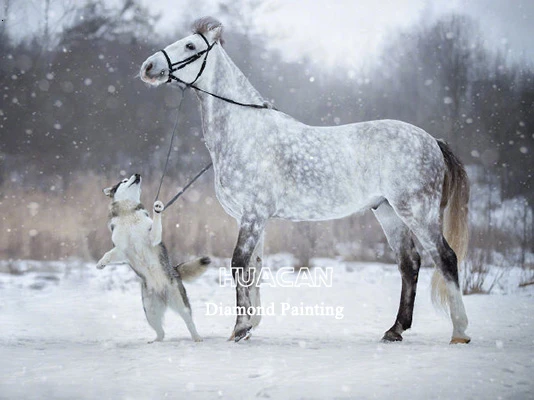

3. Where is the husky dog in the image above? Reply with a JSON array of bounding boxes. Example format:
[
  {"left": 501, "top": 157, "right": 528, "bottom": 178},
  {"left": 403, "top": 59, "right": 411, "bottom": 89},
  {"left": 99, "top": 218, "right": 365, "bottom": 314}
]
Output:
[{"left": 97, "top": 173, "right": 210, "bottom": 342}]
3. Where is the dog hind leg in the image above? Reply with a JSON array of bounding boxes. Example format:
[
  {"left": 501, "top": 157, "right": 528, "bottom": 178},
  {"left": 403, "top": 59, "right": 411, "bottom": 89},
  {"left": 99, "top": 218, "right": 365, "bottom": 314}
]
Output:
[
  {"left": 141, "top": 283, "right": 166, "bottom": 343},
  {"left": 169, "top": 282, "right": 203, "bottom": 342}
]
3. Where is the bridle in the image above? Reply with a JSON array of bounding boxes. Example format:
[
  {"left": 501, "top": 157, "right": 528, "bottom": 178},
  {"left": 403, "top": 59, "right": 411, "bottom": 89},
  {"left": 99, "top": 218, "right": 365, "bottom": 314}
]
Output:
[
  {"left": 160, "top": 33, "right": 214, "bottom": 86},
  {"left": 159, "top": 33, "right": 274, "bottom": 110}
]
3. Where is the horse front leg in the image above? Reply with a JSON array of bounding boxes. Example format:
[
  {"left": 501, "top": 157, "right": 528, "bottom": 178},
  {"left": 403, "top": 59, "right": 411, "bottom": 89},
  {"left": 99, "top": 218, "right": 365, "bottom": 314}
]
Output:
[
  {"left": 248, "top": 233, "right": 264, "bottom": 330},
  {"left": 229, "top": 213, "right": 266, "bottom": 342}
]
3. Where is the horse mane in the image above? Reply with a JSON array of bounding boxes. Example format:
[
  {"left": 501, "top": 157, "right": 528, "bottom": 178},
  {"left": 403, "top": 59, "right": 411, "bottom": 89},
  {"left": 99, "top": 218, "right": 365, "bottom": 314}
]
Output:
[{"left": 192, "top": 17, "right": 225, "bottom": 45}]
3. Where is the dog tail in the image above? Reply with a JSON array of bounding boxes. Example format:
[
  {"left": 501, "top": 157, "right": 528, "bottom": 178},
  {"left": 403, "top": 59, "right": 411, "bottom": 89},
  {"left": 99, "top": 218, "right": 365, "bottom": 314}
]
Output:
[{"left": 175, "top": 257, "right": 211, "bottom": 282}]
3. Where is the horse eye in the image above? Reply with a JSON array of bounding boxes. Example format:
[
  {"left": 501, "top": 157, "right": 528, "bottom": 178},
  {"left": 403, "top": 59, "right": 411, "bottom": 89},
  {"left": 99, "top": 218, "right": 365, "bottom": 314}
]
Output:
[{"left": 186, "top": 43, "right": 196, "bottom": 51}]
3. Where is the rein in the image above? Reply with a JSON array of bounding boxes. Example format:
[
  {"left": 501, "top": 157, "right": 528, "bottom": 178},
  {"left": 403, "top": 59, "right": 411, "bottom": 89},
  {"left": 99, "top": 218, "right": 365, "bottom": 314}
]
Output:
[
  {"left": 154, "top": 33, "right": 275, "bottom": 211},
  {"left": 154, "top": 88, "right": 212, "bottom": 212},
  {"left": 160, "top": 33, "right": 274, "bottom": 110},
  {"left": 162, "top": 162, "right": 213, "bottom": 212}
]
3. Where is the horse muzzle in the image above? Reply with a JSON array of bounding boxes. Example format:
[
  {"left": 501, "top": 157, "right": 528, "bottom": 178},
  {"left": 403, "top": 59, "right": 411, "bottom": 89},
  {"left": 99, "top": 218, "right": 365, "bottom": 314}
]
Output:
[{"left": 140, "top": 56, "right": 169, "bottom": 86}]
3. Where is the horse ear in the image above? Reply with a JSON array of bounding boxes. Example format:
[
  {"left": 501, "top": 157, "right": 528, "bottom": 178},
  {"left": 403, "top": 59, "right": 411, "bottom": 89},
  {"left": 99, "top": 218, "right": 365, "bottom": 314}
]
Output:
[
  {"left": 193, "top": 17, "right": 224, "bottom": 44},
  {"left": 208, "top": 25, "right": 224, "bottom": 44}
]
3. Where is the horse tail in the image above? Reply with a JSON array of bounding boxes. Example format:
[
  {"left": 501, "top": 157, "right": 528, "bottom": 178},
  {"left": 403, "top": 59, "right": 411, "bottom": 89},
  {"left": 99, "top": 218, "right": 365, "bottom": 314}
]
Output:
[{"left": 432, "top": 139, "right": 470, "bottom": 309}]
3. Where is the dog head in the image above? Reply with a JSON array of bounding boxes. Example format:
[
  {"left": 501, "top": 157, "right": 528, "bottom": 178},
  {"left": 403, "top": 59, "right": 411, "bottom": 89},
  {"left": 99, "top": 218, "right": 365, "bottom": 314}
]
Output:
[{"left": 103, "top": 174, "right": 142, "bottom": 202}]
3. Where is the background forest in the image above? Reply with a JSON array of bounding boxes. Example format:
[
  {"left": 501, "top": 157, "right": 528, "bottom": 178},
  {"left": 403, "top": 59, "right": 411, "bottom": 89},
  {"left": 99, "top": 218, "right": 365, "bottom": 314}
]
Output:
[{"left": 0, "top": 0, "right": 532, "bottom": 292}]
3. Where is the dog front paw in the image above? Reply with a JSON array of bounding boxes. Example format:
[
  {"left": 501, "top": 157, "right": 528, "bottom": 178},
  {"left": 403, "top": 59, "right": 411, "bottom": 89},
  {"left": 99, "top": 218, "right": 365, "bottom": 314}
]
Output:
[
  {"left": 96, "top": 263, "right": 106, "bottom": 270},
  {"left": 153, "top": 201, "right": 164, "bottom": 213}
]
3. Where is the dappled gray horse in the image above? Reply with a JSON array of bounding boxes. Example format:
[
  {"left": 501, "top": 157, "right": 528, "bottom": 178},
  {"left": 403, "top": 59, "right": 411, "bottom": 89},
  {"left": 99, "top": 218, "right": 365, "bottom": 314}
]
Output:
[{"left": 140, "top": 17, "right": 471, "bottom": 344}]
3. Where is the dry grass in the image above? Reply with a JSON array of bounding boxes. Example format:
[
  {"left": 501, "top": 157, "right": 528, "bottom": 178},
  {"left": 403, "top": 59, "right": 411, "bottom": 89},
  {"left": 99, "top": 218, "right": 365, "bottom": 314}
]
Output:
[
  {"left": 0, "top": 173, "right": 387, "bottom": 264},
  {"left": 1, "top": 172, "right": 530, "bottom": 295},
  {"left": 462, "top": 250, "right": 501, "bottom": 294}
]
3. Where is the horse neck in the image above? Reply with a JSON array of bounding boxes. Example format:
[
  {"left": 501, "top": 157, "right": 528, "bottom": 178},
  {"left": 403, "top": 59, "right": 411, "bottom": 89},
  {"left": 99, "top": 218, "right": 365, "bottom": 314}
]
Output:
[{"left": 196, "top": 45, "right": 264, "bottom": 150}]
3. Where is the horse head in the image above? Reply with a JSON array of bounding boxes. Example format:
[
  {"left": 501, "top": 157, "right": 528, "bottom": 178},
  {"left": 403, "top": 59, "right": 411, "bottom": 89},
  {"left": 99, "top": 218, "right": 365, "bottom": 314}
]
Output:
[{"left": 140, "top": 17, "right": 223, "bottom": 88}]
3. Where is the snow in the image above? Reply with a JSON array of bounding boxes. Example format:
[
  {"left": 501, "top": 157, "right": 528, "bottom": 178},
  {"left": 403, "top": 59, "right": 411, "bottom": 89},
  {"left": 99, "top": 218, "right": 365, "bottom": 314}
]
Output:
[{"left": 1, "top": 259, "right": 533, "bottom": 399}]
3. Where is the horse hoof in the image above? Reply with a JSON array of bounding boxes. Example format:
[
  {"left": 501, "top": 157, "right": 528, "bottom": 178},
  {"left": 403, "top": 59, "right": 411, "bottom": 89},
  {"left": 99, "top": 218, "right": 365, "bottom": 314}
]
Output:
[
  {"left": 227, "top": 330, "right": 251, "bottom": 342},
  {"left": 233, "top": 326, "right": 252, "bottom": 342},
  {"left": 450, "top": 337, "right": 471, "bottom": 344},
  {"left": 381, "top": 330, "right": 403, "bottom": 342}
]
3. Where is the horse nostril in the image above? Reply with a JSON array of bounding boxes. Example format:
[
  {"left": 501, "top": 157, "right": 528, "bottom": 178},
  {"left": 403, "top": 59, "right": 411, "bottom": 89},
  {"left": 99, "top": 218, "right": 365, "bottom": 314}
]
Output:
[{"left": 145, "top": 62, "right": 153, "bottom": 73}]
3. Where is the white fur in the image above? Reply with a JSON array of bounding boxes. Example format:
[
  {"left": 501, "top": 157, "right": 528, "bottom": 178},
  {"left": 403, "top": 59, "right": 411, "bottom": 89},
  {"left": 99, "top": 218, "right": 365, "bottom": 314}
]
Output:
[{"left": 97, "top": 174, "right": 205, "bottom": 342}]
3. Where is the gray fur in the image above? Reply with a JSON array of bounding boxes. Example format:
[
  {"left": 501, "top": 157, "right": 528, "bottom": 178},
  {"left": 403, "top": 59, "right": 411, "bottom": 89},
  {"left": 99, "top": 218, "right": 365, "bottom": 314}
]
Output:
[
  {"left": 140, "top": 18, "right": 471, "bottom": 344},
  {"left": 109, "top": 201, "right": 146, "bottom": 219},
  {"left": 176, "top": 257, "right": 211, "bottom": 282}
]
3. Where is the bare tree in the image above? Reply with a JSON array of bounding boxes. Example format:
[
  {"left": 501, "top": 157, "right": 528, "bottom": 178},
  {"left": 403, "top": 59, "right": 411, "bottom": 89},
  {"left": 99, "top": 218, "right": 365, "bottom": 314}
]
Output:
[{"left": 1, "top": 0, "right": 10, "bottom": 37}]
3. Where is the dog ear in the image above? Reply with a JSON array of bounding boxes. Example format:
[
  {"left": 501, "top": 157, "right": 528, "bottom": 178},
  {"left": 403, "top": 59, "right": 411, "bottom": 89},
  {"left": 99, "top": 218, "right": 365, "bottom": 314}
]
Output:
[{"left": 103, "top": 187, "right": 113, "bottom": 197}]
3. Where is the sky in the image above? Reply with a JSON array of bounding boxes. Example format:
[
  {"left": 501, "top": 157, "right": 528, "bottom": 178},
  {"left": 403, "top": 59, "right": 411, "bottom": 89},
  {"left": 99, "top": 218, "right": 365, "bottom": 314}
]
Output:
[
  {"left": 3, "top": 0, "right": 534, "bottom": 69},
  {"left": 141, "top": 0, "right": 534, "bottom": 69}
]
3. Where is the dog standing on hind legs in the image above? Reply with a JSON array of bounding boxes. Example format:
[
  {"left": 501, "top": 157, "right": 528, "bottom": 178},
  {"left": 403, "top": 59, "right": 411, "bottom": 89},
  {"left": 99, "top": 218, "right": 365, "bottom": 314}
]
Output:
[{"left": 96, "top": 173, "right": 210, "bottom": 343}]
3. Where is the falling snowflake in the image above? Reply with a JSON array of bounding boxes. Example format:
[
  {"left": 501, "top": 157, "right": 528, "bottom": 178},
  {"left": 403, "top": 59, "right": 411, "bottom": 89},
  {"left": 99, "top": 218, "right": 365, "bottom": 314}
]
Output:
[{"left": 38, "top": 80, "right": 50, "bottom": 91}]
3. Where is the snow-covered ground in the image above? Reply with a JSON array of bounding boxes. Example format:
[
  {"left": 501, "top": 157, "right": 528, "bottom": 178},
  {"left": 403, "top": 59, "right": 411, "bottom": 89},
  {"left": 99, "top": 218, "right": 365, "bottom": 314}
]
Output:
[{"left": 1, "top": 259, "right": 533, "bottom": 399}]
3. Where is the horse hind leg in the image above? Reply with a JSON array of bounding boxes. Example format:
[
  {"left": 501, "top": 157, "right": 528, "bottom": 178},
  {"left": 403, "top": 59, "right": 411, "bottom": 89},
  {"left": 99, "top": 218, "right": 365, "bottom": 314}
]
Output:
[
  {"left": 429, "top": 237, "right": 470, "bottom": 344},
  {"left": 392, "top": 200, "right": 470, "bottom": 344},
  {"left": 441, "top": 246, "right": 470, "bottom": 344},
  {"left": 373, "top": 201, "right": 421, "bottom": 342}
]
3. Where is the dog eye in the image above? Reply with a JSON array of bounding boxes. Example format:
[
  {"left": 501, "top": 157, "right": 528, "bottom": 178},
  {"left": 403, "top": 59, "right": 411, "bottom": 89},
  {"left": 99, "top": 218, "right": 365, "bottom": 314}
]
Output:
[
  {"left": 186, "top": 43, "right": 196, "bottom": 51},
  {"left": 122, "top": 179, "right": 128, "bottom": 183}
]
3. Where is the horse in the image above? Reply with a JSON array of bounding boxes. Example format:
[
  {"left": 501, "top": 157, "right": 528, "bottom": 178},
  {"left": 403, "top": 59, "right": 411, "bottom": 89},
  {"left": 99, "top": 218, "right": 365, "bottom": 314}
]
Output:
[{"left": 139, "top": 17, "right": 471, "bottom": 344}]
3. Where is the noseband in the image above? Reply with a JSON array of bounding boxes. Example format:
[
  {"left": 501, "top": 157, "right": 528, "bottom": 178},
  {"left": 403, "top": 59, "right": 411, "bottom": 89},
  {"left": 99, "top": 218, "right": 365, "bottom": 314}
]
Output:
[
  {"left": 158, "top": 34, "right": 273, "bottom": 110},
  {"left": 160, "top": 33, "right": 215, "bottom": 86}
]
